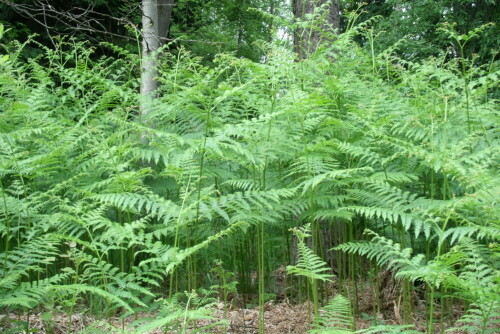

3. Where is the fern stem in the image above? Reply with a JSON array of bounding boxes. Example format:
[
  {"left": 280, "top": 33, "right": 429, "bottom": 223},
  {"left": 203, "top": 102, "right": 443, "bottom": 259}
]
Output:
[
  {"left": 342, "top": 222, "right": 348, "bottom": 296},
  {"left": 349, "top": 222, "right": 358, "bottom": 321},
  {"left": 428, "top": 283, "right": 436, "bottom": 334},
  {"left": 398, "top": 222, "right": 412, "bottom": 324},
  {"left": 170, "top": 175, "right": 193, "bottom": 298},
  {"left": 257, "top": 221, "right": 265, "bottom": 334},
  {"left": 0, "top": 178, "right": 11, "bottom": 273},
  {"left": 439, "top": 285, "right": 445, "bottom": 334},
  {"left": 117, "top": 209, "right": 125, "bottom": 272},
  {"left": 336, "top": 224, "right": 344, "bottom": 296},
  {"left": 368, "top": 29, "right": 376, "bottom": 76},
  {"left": 190, "top": 98, "right": 213, "bottom": 291},
  {"left": 311, "top": 278, "right": 319, "bottom": 319},
  {"left": 428, "top": 213, "right": 452, "bottom": 334},
  {"left": 458, "top": 44, "right": 471, "bottom": 134}
]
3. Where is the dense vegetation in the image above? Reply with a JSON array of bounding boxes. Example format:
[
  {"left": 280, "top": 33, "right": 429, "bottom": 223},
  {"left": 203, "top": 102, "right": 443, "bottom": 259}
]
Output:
[{"left": 0, "top": 1, "right": 499, "bottom": 333}]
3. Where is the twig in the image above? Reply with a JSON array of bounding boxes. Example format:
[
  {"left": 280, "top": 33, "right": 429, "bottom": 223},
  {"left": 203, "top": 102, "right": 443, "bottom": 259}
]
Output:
[{"left": 0, "top": 0, "right": 225, "bottom": 45}]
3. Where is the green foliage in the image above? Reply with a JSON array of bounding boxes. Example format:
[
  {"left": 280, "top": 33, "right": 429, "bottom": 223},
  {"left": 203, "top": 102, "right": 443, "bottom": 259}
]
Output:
[
  {"left": 0, "top": 7, "right": 499, "bottom": 332},
  {"left": 171, "top": 0, "right": 281, "bottom": 61},
  {"left": 356, "top": 325, "right": 420, "bottom": 334},
  {"left": 347, "top": 0, "right": 500, "bottom": 64},
  {"left": 0, "top": 32, "right": 253, "bottom": 324},
  {"left": 128, "top": 291, "right": 222, "bottom": 334},
  {"left": 309, "top": 294, "right": 420, "bottom": 334},
  {"left": 447, "top": 305, "right": 500, "bottom": 334},
  {"left": 287, "top": 223, "right": 333, "bottom": 321},
  {"left": 287, "top": 224, "right": 333, "bottom": 283},
  {"left": 308, "top": 294, "right": 353, "bottom": 334}
]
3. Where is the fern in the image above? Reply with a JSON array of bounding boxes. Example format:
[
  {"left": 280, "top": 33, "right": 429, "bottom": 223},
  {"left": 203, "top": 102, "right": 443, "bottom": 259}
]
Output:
[
  {"left": 287, "top": 224, "right": 334, "bottom": 283},
  {"left": 287, "top": 223, "right": 334, "bottom": 320},
  {"left": 49, "top": 284, "right": 133, "bottom": 312},
  {"left": 0, "top": 17, "right": 498, "bottom": 333},
  {"left": 128, "top": 291, "right": 222, "bottom": 334},
  {"left": 308, "top": 295, "right": 353, "bottom": 334},
  {"left": 447, "top": 304, "right": 500, "bottom": 334},
  {"left": 334, "top": 229, "right": 466, "bottom": 287},
  {"left": 0, "top": 272, "right": 73, "bottom": 309},
  {"left": 308, "top": 294, "right": 420, "bottom": 334},
  {"left": 356, "top": 325, "right": 420, "bottom": 334}
]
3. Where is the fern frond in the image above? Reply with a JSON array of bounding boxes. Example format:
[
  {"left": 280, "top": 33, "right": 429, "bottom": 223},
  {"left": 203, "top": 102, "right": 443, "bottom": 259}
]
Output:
[
  {"left": 287, "top": 224, "right": 334, "bottom": 282},
  {"left": 165, "top": 221, "right": 249, "bottom": 274},
  {"left": 308, "top": 294, "right": 353, "bottom": 334},
  {"left": 300, "top": 167, "right": 373, "bottom": 194},
  {"left": 355, "top": 325, "right": 420, "bottom": 333},
  {"left": 50, "top": 284, "right": 133, "bottom": 312},
  {"left": 447, "top": 302, "right": 500, "bottom": 334}
]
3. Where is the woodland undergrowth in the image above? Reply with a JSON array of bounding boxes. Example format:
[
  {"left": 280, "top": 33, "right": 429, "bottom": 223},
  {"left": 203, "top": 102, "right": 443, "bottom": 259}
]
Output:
[{"left": 0, "top": 19, "right": 498, "bottom": 334}]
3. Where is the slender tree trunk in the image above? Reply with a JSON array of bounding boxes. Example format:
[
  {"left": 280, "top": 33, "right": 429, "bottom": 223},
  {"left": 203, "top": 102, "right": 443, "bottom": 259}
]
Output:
[
  {"left": 268, "top": 0, "right": 275, "bottom": 42},
  {"left": 293, "top": 0, "right": 340, "bottom": 59},
  {"left": 141, "top": 0, "right": 174, "bottom": 118},
  {"left": 157, "top": 0, "right": 174, "bottom": 42}
]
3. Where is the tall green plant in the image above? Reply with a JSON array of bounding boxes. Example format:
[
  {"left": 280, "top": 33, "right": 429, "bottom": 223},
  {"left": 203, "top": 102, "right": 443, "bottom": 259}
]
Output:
[{"left": 287, "top": 224, "right": 334, "bottom": 319}]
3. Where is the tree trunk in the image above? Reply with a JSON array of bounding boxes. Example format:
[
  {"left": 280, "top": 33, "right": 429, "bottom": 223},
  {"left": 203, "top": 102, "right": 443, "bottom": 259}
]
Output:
[
  {"left": 141, "top": 0, "right": 174, "bottom": 118},
  {"left": 293, "top": 0, "right": 340, "bottom": 59},
  {"left": 268, "top": 0, "right": 275, "bottom": 42}
]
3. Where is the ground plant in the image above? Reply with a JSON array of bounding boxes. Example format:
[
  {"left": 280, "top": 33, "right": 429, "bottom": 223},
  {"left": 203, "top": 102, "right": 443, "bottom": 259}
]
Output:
[{"left": 0, "top": 2, "right": 498, "bottom": 333}]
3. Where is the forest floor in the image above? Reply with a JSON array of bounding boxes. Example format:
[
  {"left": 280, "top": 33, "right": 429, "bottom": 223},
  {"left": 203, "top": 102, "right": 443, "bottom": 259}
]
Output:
[
  {"left": 1, "top": 279, "right": 467, "bottom": 334},
  {"left": 0, "top": 300, "right": 465, "bottom": 334},
  {"left": 0, "top": 266, "right": 467, "bottom": 334}
]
